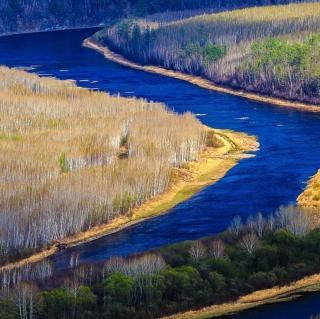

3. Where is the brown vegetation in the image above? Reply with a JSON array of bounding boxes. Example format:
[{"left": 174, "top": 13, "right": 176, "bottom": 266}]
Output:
[
  {"left": 85, "top": 38, "right": 320, "bottom": 113},
  {"left": 0, "top": 66, "right": 258, "bottom": 271},
  {"left": 95, "top": 2, "right": 320, "bottom": 106},
  {"left": 298, "top": 170, "right": 320, "bottom": 209},
  {"left": 0, "top": 66, "right": 208, "bottom": 262}
]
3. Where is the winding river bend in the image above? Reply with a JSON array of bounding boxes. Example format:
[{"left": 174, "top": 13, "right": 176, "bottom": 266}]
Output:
[{"left": 1, "top": 28, "right": 320, "bottom": 317}]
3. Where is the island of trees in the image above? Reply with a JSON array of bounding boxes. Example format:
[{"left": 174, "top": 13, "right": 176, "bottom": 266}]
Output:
[
  {"left": 0, "top": 66, "right": 211, "bottom": 265},
  {"left": 95, "top": 2, "right": 320, "bottom": 105}
]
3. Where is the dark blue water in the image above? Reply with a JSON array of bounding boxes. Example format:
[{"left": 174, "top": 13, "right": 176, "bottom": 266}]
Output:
[
  {"left": 227, "top": 293, "right": 320, "bottom": 319},
  {"left": 1, "top": 28, "right": 320, "bottom": 318}
]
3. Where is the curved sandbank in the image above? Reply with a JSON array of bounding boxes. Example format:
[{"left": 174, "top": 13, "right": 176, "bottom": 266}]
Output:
[
  {"left": 0, "top": 129, "right": 258, "bottom": 272},
  {"left": 297, "top": 170, "right": 320, "bottom": 225},
  {"left": 161, "top": 273, "right": 320, "bottom": 319},
  {"left": 84, "top": 38, "right": 320, "bottom": 113}
]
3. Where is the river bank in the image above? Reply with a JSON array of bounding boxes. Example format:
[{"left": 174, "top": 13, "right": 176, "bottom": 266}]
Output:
[
  {"left": 0, "top": 25, "right": 103, "bottom": 38},
  {"left": 297, "top": 170, "right": 320, "bottom": 225},
  {"left": 0, "top": 128, "right": 257, "bottom": 272},
  {"left": 161, "top": 274, "right": 320, "bottom": 319},
  {"left": 84, "top": 38, "right": 320, "bottom": 114}
]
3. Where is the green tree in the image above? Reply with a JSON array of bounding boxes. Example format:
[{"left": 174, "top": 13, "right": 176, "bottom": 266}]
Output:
[
  {"left": 40, "top": 288, "right": 73, "bottom": 319},
  {"left": 75, "top": 286, "right": 97, "bottom": 319},
  {"left": 0, "top": 299, "right": 17, "bottom": 319}
]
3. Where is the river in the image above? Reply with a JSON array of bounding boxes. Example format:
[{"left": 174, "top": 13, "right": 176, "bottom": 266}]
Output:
[{"left": 0, "top": 28, "right": 320, "bottom": 317}]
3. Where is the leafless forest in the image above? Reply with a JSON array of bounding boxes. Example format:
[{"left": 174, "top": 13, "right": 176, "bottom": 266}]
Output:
[
  {"left": 98, "top": 2, "right": 320, "bottom": 104},
  {"left": 0, "top": 67, "right": 207, "bottom": 262}
]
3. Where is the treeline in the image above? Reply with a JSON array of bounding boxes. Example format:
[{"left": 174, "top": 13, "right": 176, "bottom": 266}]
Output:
[
  {"left": 0, "top": 205, "right": 319, "bottom": 319},
  {"left": 0, "top": 66, "right": 207, "bottom": 264},
  {"left": 0, "top": 0, "right": 313, "bottom": 34},
  {"left": 97, "top": 2, "right": 320, "bottom": 104}
]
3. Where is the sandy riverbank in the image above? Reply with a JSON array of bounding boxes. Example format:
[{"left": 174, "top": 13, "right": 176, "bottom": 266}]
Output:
[
  {"left": 84, "top": 38, "right": 320, "bottom": 113},
  {"left": 297, "top": 170, "right": 320, "bottom": 226},
  {"left": 0, "top": 128, "right": 257, "bottom": 272},
  {"left": 161, "top": 273, "right": 320, "bottom": 319}
]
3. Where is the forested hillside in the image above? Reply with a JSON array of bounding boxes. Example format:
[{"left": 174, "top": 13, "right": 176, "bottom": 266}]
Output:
[
  {"left": 0, "top": 66, "right": 207, "bottom": 264},
  {"left": 0, "top": 0, "right": 313, "bottom": 35},
  {"left": 96, "top": 2, "right": 320, "bottom": 105}
]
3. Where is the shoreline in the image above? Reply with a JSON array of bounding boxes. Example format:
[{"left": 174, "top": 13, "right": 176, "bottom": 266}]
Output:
[
  {"left": 0, "top": 25, "right": 104, "bottom": 38},
  {"left": 161, "top": 273, "right": 320, "bottom": 319},
  {"left": 0, "top": 129, "right": 258, "bottom": 272},
  {"left": 297, "top": 170, "right": 320, "bottom": 225},
  {"left": 84, "top": 38, "right": 320, "bottom": 113}
]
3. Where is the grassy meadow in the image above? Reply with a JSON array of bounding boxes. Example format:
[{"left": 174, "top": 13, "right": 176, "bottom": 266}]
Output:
[
  {"left": 96, "top": 2, "right": 320, "bottom": 104},
  {"left": 0, "top": 66, "right": 207, "bottom": 263}
]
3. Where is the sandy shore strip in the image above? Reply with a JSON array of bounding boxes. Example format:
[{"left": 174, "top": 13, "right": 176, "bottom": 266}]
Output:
[
  {"left": 298, "top": 169, "right": 320, "bottom": 209},
  {"left": 84, "top": 38, "right": 320, "bottom": 113},
  {"left": 161, "top": 273, "right": 320, "bottom": 319},
  {"left": 0, "top": 129, "right": 258, "bottom": 272}
]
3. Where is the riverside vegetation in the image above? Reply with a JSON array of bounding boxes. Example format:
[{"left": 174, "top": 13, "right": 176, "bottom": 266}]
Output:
[
  {"left": 1, "top": 205, "right": 319, "bottom": 319},
  {"left": 0, "top": 0, "right": 311, "bottom": 35},
  {"left": 95, "top": 2, "right": 320, "bottom": 105},
  {"left": 298, "top": 170, "right": 320, "bottom": 212},
  {"left": 0, "top": 66, "right": 211, "bottom": 264}
]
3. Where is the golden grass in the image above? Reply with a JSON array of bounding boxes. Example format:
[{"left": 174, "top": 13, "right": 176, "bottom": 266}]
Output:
[
  {"left": 84, "top": 38, "right": 320, "bottom": 113},
  {"left": 0, "top": 66, "right": 209, "bottom": 258},
  {"left": 0, "top": 64, "right": 258, "bottom": 271},
  {"left": 297, "top": 170, "right": 320, "bottom": 225},
  {"left": 181, "top": 2, "right": 320, "bottom": 24},
  {"left": 0, "top": 128, "right": 258, "bottom": 272}
]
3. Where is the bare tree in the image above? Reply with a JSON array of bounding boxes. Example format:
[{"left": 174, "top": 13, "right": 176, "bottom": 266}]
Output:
[
  {"left": 246, "top": 215, "right": 255, "bottom": 232},
  {"left": 267, "top": 214, "right": 276, "bottom": 232},
  {"left": 13, "top": 282, "right": 39, "bottom": 319},
  {"left": 104, "top": 254, "right": 166, "bottom": 278},
  {"left": 189, "top": 241, "right": 207, "bottom": 261},
  {"left": 276, "top": 205, "right": 311, "bottom": 237},
  {"left": 229, "top": 215, "right": 242, "bottom": 236},
  {"left": 208, "top": 239, "right": 225, "bottom": 258},
  {"left": 254, "top": 212, "right": 266, "bottom": 238},
  {"left": 240, "top": 232, "right": 259, "bottom": 254}
]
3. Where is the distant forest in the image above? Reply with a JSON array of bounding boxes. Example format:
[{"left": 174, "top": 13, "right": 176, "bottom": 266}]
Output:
[{"left": 0, "top": 0, "right": 313, "bottom": 34}]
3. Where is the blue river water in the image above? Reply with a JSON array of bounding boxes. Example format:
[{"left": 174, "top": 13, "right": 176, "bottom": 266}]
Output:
[{"left": 1, "top": 28, "right": 320, "bottom": 318}]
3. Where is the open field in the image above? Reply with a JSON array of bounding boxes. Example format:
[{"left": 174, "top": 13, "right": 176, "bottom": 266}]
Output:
[{"left": 95, "top": 2, "right": 320, "bottom": 106}]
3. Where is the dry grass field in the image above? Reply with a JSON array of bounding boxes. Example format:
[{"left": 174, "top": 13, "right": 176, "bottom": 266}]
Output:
[{"left": 0, "top": 66, "right": 207, "bottom": 261}]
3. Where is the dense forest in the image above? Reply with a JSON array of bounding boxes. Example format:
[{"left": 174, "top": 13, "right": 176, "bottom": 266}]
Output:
[
  {"left": 0, "top": 66, "right": 207, "bottom": 264},
  {"left": 0, "top": 0, "right": 314, "bottom": 34},
  {"left": 96, "top": 2, "right": 320, "bottom": 104},
  {"left": 0, "top": 205, "right": 318, "bottom": 319}
]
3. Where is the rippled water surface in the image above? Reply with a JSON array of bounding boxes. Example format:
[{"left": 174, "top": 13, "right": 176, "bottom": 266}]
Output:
[{"left": 1, "top": 28, "right": 320, "bottom": 318}]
